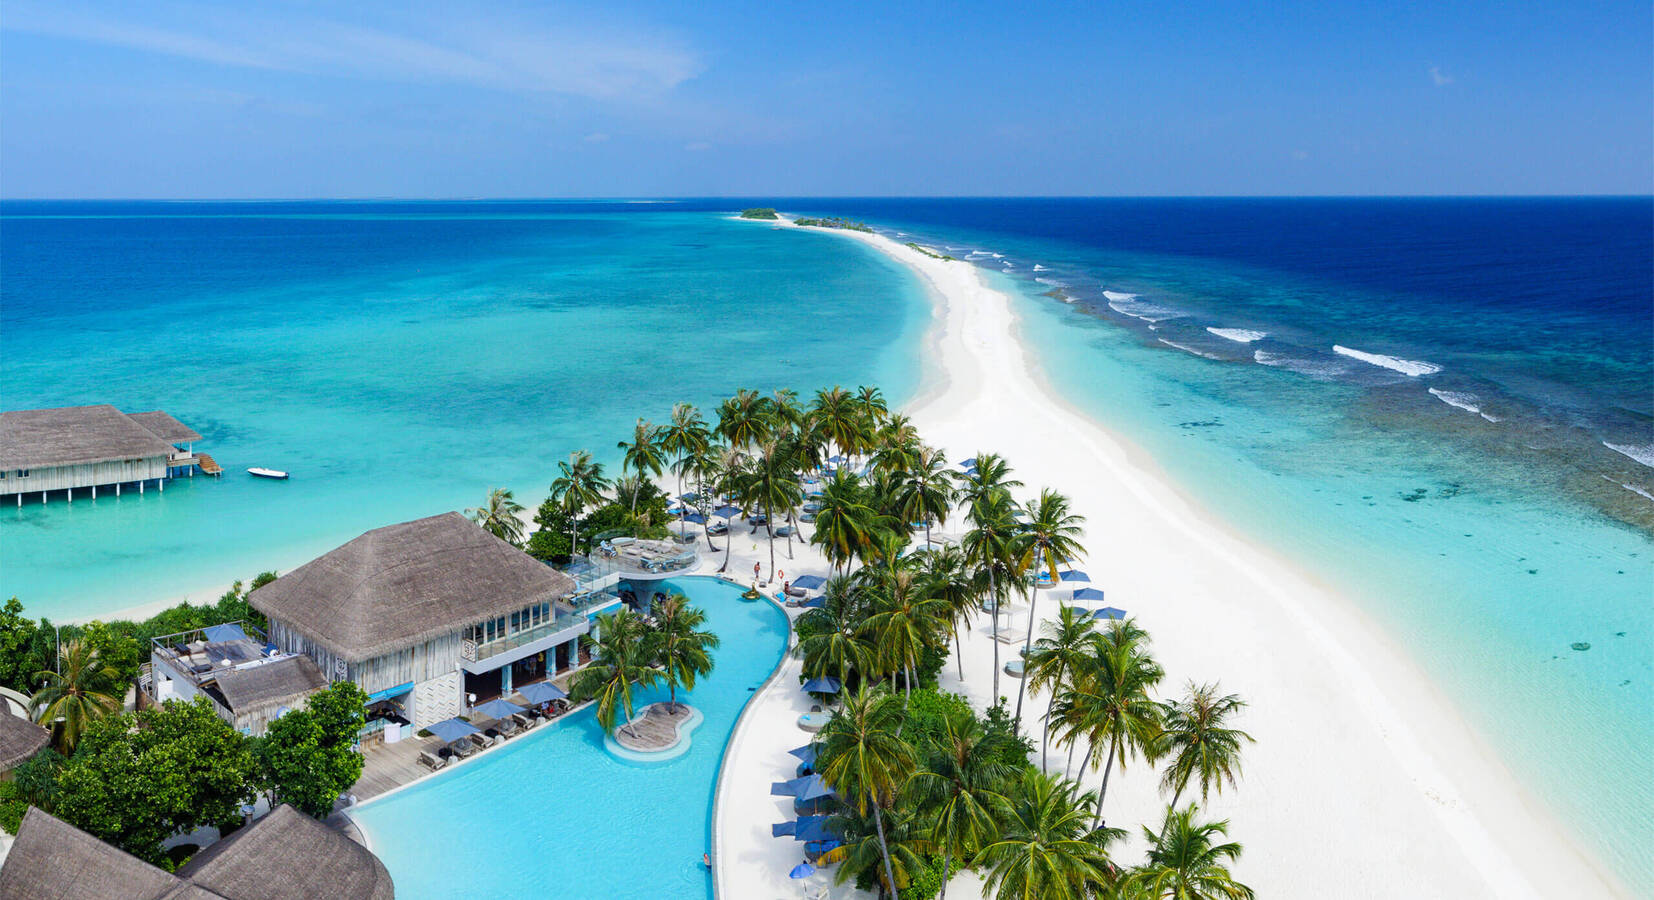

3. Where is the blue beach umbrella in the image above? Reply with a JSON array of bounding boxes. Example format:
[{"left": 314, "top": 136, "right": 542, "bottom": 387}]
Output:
[
  {"left": 426, "top": 717, "right": 481, "bottom": 743},
  {"left": 791, "top": 574, "right": 826, "bottom": 591},
  {"left": 801, "top": 596, "right": 826, "bottom": 609},
  {"left": 1071, "top": 587, "right": 1107, "bottom": 603},
  {"left": 789, "top": 863, "right": 816, "bottom": 879},
  {"left": 788, "top": 743, "right": 820, "bottom": 765},
  {"left": 1093, "top": 607, "right": 1128, "bottom": 621},
  {"left": 516, "top": 681, "right": 566, "bottom": 705},
  {"left": 795, "top": 774, "right": 834, "bottom": 801},
  {"left": 473, "top": 698, "right": 526, "bottom": 720},
  {"left": 713, "top": 505, "right": 743, "bottom": 520},
  {"left": 772, "top": 821, "right": 797, "bottom": 837},
  {"left": 802, "top": 676, "right": 841, "bottom": 694},
  {"left": 683, "top": 512, "right": 707, "bottom": 524},
  {"left": 202, "top": 622, "right": 250, "bottom": 643},
  {"left": 1058, "top": 570, "right": 1090, "bottom": 583},
  {"left": 794, "top": 817, "right": 836, "bottom": 843}
]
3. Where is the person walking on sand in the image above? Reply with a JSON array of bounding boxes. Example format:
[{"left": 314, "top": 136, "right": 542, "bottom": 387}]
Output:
[{"left": 753, "top": 561, "right": 761, "bottom": 581}]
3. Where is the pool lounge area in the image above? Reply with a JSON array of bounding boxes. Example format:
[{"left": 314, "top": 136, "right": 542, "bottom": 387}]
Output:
[{"left": 349, "top": 576, "right": 789, "bottom": 900}]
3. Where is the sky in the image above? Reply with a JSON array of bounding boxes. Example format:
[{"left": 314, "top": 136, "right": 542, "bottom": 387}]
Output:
[{"left": 1, "top": 0, "right": 1650, "bottom": 197}]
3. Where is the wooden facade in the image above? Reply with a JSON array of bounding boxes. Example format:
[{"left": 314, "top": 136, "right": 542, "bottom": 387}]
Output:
[{"left": 2, "top": 456, "right": 168, "bottom": 495}]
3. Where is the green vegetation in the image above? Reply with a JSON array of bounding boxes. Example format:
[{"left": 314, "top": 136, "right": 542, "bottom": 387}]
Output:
[
  {"left": 569, "top": 600, "right": 720, "bottom": 734},
  {"left": 794, "top": 216, "right": 874, "bottom": 232},
  {"left": 257, "top": 681, "right": 369, "bottom": 817},
  {"left": 906, "top": 242, "right": 957, "bottom": 261},
  {"left": 466, "top": 487, "right": 526, "bottom": 546},
  {"left": 739, "top": 207, "right": 779, "bottom": 219}
]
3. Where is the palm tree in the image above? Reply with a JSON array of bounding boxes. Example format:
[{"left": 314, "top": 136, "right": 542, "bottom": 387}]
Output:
[
  {"left": 961, "top": 489, "right": 1019, "bottom": 703},
  {"left": 648, "top": 595, "right": 720, "bottom": 712},
  {"left": 711, "top": 444, "right": 746, "bottom": 573},
  {"left": 617, "top": 418, "right": 667, "bottom": 512},
  {"left": 686, "top": 446, "right": 722, "bottom": 550},
  {"left": 860, "top": 569, "right": 950, "bottom": 708},
  {"left": 810, "top": 385, "right": 866, "bottom": 466},
  {"left": 870, "top": 415, "right": 923, "bottom": 476},
  {"left": 1157, "top": 683, "right": 1254, "bottom": 814},
  {"left": 811, "top": 469, "right": 877, "bottom": 573},
  {"left": 895, "top": 445, "right": 956, "bottom": 547},
  {"left": 815, "top": 685, "right": 918, "bottom": 896},
  {"left": 569, "top": 609, "right": 659, "bottom": 736},
  {"left": 1125, "top": 805, "right": 1254, "bottom": 900},
  {"left": 29, "top": 639, "right": 121, "bottom": 754},
  {"left": 855, "top": 384, "right": 890, "bottom": 430},
  {"left": 1013, "top": 489, "right": 1087, "bottom": 732},
  {"left": 794, "top": 575, "right": 874, "bottom": 686},
  {"left": 466, "top": 487, "right": 526, "bottom": 546},
  {"left": 907, "top": 713, "right": 1015, "bottom": 900},
  {"left": 660, "top": 403, "right": 711, "bottom": 536},
  {"left": 821, "top": 805, "right": 933, "bottom": 898},
  {"left": 771, "top": 388, "right": 806, "bottom": 436},
  {"left": 715, "top": 388, "right": 773, "bottom": 453},
  {"left": 922, "top": 544, "right": 981, "bottom": 683},
  {"left": 973, "top": 770, "right": 1118, "bottom": 900},
  {"left": 1027, "top": 606, "right": 1097, "bottom": 771},
  {"left": 549, "top": 450, "right": 610, "bottom": 557},
  {"left": 738, "top": 438, "right": 803, "bottom": 579},
  {"left": 1060, "top": 625, "right": 1165, "bottom": 828}
]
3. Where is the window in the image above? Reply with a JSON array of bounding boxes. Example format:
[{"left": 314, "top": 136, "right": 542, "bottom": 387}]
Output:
[{"left": 14, "top": 470, "right": 27, "bottom": 478}]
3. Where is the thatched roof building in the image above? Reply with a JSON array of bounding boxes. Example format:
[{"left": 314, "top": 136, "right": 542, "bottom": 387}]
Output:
[
  {"left": 214, "top": 655, "right": 327, "bottom": 718},
  {"left": 0, "top": 704, "right": 50, "bottom": 772},
  {"left": 250, "top": 511, "right": 575, "bottom": 663},
  {"left": 0, "top": 405, "right": 197, "bottom": 470},
  {"left": 0, "top": 805, "right": 394, "bottom": 900}
]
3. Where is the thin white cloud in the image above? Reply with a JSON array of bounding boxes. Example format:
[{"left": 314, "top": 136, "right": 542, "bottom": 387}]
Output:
[
  {"left": 1430, "top": 65, "right": 1453, "bottom": 87},
  {"left": 1, "top": 2, "right": 702, "bottom": 101}
]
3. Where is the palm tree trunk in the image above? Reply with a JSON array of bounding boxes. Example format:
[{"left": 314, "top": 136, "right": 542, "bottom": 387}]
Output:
[
  {"left": 988, "top": 568, "right": 1001, "bottom": 702},
  {"left": 1065, "top": 736, "right": 1079, "bottom": 779},
  {"left": 1013, "top": 586, "right": 1038, "bottom": 734},
  {"left": 953, "top": 622, "right": 964, "bottom": 681},
  {"left": 938, "top": 848, "right": 952, "bottom": 900},
  {"left": 1041, "top": 663, "right": 1063, "bottom": 772},
  {"left": 1093, "top": 734, "right": 1119, "bottom": 829},
  {"left": 765, "top": 501, "right": 775, "bottom": 579},
  {"left": 872, "top": 803, "right": 898, "bottom": 900}
]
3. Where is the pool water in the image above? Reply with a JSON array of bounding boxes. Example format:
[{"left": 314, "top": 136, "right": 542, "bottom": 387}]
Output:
[{"left": 352, "top": 576, "right": 789, "bottom": 899}]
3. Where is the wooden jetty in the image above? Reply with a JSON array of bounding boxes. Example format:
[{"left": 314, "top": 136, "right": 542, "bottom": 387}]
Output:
[{"left": 196, "top": 453, "right": 223, "bottom": 476}]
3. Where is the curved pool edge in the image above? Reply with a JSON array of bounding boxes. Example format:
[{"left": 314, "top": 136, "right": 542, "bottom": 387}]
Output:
[
  {"left": 605, "top": 704, "right": 706, "bottom": 763},
  {"left": 709, "top": 583, "right": 796, "bottom": 900}
]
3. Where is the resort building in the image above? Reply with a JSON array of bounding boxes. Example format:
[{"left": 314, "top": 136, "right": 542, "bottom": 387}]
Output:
[
  {"left": 250, "top": 512, "right": 610, "bottom": 736},
  {"left": 0, "top": 704, "right": 50, "bottom": 777},
  {"left": 140, "top": 622, "right": 328, "bottom": 737},
  {"left": 0, "top": 804, "right": 394, "bottom": 900},
  {"left": 0, "top": 404, "right": 206, "bottom": 505}
]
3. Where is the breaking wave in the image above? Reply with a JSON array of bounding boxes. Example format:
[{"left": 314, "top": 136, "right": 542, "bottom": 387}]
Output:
[
  {"left": 1033, "top": 264, "right": 1048, "bottom": 271},
  {"left": 1428, "top": 388, "right": 1482, "bottom": 415},
  {"left": 1106, "top": 294, "right": 1186, "bottom": 323},
  {"left": 1603, "top": 442, "right": 1654, "bottom": 469},
  {"left": 1206, "top": 327, "right": 1267, "bottom": 343},
  {"left": 1157, "top": 338, "right": 1224, "bottom": 360},
  {"left": 1332, "top": 345, "right": 1443, "bottom": 377},
  {"left": 1253, "top": 349, "right": 1351, "bottom": 381}
]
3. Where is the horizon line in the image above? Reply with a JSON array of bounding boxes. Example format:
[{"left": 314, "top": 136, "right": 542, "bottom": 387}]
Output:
[{"left": 2, "top": 193, "right": 1650, "bottom": 203}]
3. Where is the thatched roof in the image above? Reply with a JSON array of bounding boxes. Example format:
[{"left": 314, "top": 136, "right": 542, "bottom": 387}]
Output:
[
  {"left": 0, "top": 807, "right": 184, "bottom": 900},
  {"left": 214, "top": 656, "right": 325, "bottom": 714},
  {"left": 127, "top": 410, "right": 203, "bottom": 444},
  {"left": 0, "top": 704, "right": 49, "bottom": 770},
  {"left": 0, "top": 405, "right": 197, "bottom": 470},
  {"left": 179, "top": 805, "right": 394, "bottom": 900},
  {"left": 250, "top": 512, "right": 575, "bottom": 662},
  {"left": 0, "top": 806, "right": 394, "bottom": 900}
]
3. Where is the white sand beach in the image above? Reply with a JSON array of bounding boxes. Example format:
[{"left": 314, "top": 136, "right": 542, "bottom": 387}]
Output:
[{"left": 711, "top": 218, "right": 1625, "bottom": 898}]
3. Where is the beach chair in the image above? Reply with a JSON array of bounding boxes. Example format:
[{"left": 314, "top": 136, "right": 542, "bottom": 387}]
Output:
[
  {"left": 447, "top": 739, "right": 475, "bottom": 759},
  {"left": 417, "top": 750, "right": 447, "bottom": 771},
  {"left": 510, "top": 713, "right": 536, "bottom": 731}
]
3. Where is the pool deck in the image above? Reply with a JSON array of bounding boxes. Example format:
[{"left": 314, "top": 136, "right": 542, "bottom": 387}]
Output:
[{"left": 614, "top": 701, "right": 696, "bottom": 751}]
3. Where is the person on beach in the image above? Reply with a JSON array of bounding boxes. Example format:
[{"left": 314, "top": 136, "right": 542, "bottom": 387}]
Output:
[{"left": 753, "top": 561, "right": 761, "bottom": 580}]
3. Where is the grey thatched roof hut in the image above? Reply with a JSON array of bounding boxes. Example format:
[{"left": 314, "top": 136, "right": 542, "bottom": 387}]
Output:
[
  {"left": 0, "top": 805, "right": 394, "bottom": 900},
  {"left": 0, "top": 704, "right": 50, "bottom": 771},
  {"left": 213, "top": 655, "right": 326, "bottom": 716},
  {"left": 249, "top": 511, "right": 575, "bottom": 662},
  {"left": 0, "top": 405, "right": 186, "bottom": 470},
  {"left": 126, "top": 410, "right": 203, "bottom": 445}
]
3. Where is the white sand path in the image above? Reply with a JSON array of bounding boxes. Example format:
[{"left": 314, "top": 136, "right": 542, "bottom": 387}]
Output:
[{"left": 709, "top": 217, "right": 1624, "bottom": 899}]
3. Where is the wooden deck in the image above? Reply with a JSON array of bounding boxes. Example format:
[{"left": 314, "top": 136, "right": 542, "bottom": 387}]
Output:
[
  {"left": 614, "top": 702, "right": 694, "bottom": 752},
  {"left": 196, "top": 453, "right": 223, "bottom": 476}
]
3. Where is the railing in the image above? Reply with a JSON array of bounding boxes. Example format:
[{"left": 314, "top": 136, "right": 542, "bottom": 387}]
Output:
[
  {"left": 469, "top": 612, "right": 589, "bottom": 664},
  {"left": 566, "top": 590, "right": 622, "bottom": 616}
]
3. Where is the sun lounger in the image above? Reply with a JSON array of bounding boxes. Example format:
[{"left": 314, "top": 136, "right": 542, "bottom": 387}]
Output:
[
  {"left": 992, "top": 628, "right": 1028, "bottom": 644},
  {"left": 418, "top": 750, "right": 448, "bottom": 771},
  {"left": 784, "top": 585, "right": 808, "bottom": 598},
  {"left": 510, "top": 713, "right": 536, "bottom": 730},
  {"left": 495, "top": 718, "right": 519, "bottom": 737},
  {"left": 447, "top": 739, "right": 475, "bottom": 759}
]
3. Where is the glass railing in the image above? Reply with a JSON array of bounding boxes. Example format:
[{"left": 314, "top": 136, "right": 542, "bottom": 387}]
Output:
[
  {"left": 471, "top": 612, "right": 589, "bottom": 663},
  {"left": 566, "top": 590, "right": 623, "bottom": 616}
]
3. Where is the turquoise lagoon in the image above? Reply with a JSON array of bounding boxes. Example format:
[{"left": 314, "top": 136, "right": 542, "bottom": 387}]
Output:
[
  {"left": 0, "top": 203, "right": 928, "bottom": 620},
  {"left": 352, "top": 576, "right": 788, "bottom": 900}
]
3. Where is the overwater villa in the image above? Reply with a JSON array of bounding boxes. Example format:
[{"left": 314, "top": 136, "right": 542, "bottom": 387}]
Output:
[
  {"left": 0, "top": 804, "right": 394, "bottom": 900},
  {"left": 140, "top": 621, "right": 328, "bottom": 736},
  {"left": 0, "top": 404, "right": 207, "bottom": 506},
  {"left": 248, "top": 512, "right": 627, "bottom": 738}
]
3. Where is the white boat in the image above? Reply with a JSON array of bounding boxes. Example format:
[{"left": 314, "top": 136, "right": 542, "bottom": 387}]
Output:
[{"left": 247, "top": 467, "right": 289, "bottom": 480}]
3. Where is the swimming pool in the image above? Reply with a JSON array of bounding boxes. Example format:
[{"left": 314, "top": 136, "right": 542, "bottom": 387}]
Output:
[{"left": 352, "top": 576, "right": 789, "bottom": 899}]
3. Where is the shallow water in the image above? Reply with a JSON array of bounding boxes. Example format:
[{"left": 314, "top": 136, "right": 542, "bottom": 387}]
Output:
[
  {"left": 352, "top": 576, "right": 788, "bottom": 900},
  {"left": 0, "top": 202, "right": 927, "bottom": 619}
]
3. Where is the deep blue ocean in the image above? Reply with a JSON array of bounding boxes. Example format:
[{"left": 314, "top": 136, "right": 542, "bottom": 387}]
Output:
[{"left": 2, "top": 198, "right": 1650, "bottom": 889}]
